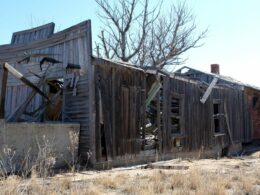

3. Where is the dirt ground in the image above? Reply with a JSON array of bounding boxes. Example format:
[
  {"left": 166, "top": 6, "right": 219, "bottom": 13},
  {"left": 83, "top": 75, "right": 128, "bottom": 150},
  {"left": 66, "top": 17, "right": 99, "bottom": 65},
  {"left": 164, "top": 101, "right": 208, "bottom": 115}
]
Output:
[{"left": 1, "top": 151, "right": 260, "bottom": 195}]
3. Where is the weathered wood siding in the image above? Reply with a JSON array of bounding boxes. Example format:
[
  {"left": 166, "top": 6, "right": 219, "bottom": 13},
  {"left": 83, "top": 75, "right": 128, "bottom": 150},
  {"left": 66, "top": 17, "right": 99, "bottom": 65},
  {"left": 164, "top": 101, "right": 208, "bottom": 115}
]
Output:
[
  {"left": 11, "top": 23, "right": 55, "bottom": 45},
  {"left": 0, "top": 21, "right": 95, "bottom": 162},
  {"left": 175, "top": 67, "right": 253, "bottom": 143},
  {"left": 244, "top": 87, "right": 260, "bottom": 140},
  {"left": 160, "top": 76, "right": 252, "bottom": 153},
  {"left": 94, "top": 62, "right": 146, "bottom": 162}
]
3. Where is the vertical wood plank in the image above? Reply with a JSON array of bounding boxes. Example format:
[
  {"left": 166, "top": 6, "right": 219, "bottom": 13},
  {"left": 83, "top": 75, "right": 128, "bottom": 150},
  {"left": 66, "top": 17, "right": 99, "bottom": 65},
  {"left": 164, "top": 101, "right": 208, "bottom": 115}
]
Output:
[
  {"left": 111, "top": 68, "right": 116, "bottom": 157},
  {"left": 95, "top": 68, "right": 102, "bottom": 162},
  {"left": 156, "top": 92, "right": 162, "bottom": 154},
  {"left": 0, "top": 66, "right": 8, "bottom": 118}
]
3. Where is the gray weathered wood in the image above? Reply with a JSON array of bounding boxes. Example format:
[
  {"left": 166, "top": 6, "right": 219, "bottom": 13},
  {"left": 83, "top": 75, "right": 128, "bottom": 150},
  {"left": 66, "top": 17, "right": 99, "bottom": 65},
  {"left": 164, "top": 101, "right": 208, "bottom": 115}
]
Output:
[
  {"left": 200, "top": 77, "right": 218, "bottom": 104},
  {"left": 145, "top": 79, "right": 162, "bottom": 108},
  {"left": 11, "top": 23, "right": 55, "bottom": 45},
  {"left": 4, "top": 63, "right": 49, "bottom": 101},
  {"left": 0, "top": 20, "right": 94, "bottom": 164},
  {"left": 7, "top": 76, "right": 46, "bottom": 122},
  {"left": 224, "top": 100, "right": 234, "bottom": 145}
]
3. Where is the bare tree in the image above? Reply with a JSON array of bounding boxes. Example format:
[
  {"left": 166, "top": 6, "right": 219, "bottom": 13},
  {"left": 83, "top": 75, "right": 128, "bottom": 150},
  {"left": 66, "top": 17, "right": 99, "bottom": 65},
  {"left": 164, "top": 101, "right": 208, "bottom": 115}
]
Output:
[{"left": 95, "top": 0, "right": 207, "bottom": 69}]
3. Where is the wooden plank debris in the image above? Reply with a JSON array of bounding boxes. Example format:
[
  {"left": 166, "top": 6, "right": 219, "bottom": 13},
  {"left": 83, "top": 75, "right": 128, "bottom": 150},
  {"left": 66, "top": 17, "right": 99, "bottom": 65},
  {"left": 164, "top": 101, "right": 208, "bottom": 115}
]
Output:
[
  {"left": 4, "top": 63, "right": 49, "bottom": 101},
  {"left": 7, "top": 76, "right": 46, "bottom": 122},
  {"left": 143, "top": 163, "right": 189, "bottom": 170},
  {"left": 145, "top": 80, "right": 162, "bottom": 108},
  {"left": 200, "top": 77, "right": 218, "bottom": 104},
  {"left": 7, "top": 63, "right": 53, "bottom": 122}
]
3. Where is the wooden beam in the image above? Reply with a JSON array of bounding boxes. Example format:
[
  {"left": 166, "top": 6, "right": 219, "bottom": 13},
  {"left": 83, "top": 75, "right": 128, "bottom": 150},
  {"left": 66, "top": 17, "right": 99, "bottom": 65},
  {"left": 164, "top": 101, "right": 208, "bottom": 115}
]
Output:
[
  {"left": 4, "top": 63, "right": 49, "bottom": 101},
  {"left": 224, "top": 101, "right": 234, "bottom": 145},
  {"left": 156, "top": 93, "right": 162, "bottom": 154},
  {"left": 145, "top": 80, "right": 162, "bottom": 108},
  {"left": 111, "top": 68, "right": 116, "bottom": 157},
  {"left": 200, "top": 77, "right": 218, "bottom": 104},
  {"left": 7, "top": 76, "right": 46, "bottom": 122},
  {"left": 33, "top": 88, "right": 63, "bottom": 120},
  {"left": 100, "top": 76, "right": 112, "bottom": 161},
  {"left": 0, "top": 65, "right": 8, "bottom": 119}
]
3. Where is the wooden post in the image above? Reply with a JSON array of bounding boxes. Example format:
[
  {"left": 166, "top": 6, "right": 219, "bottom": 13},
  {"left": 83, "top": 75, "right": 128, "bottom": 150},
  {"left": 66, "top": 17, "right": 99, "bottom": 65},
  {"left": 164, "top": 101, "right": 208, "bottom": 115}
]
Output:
[
  {"left": 156, "top": 93, "right": 162, "bottom": 154},
  {"left": 111, "top": 68, "right": 116, "bottom": 157},
  {"left": 0, "top": 65, "right": 8, "bottom": 119},
  {"left": 224, "top": 101, "right": 234, "bottom": 145}
]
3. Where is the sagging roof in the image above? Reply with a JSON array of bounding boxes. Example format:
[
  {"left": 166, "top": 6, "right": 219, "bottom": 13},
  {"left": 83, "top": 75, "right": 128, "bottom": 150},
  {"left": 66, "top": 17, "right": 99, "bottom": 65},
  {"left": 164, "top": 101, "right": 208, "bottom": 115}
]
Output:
[
  {"left": 92, "top": 57, "right": 145, "bottom": 73},
  {"left": 92, "top": 59, "right": 222, "bottom": 87},
  {"left": 175, "top": 66, "right": 260, "bottom": 91}
]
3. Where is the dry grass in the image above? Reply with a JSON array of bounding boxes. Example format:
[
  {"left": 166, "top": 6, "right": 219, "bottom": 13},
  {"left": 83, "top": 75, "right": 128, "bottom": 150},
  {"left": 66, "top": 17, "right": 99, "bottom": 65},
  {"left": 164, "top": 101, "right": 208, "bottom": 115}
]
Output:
[
  {"left": 0, "top": 157, "right": 260, "bottom": 195},
  {"left": 240, "top": 176, "right": 256, "bottom": 194},
  {"left": 94, "top": 172, "right": 128, "bottom": 189},
  {"left": 0, "top": 170, "right": 256, "bottom": 195}
]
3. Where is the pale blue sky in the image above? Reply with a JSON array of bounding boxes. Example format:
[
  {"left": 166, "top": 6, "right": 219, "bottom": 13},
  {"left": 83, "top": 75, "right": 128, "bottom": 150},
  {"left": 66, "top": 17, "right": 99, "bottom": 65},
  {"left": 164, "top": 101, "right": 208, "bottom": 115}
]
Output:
[{"left": 1, "top": 0, "right": 260, "bottom": 86}]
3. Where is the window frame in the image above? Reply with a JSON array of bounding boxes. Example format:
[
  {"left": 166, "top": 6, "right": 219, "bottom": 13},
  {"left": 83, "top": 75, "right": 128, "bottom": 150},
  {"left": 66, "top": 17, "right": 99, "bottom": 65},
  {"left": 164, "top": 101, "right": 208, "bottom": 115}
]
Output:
[
  {"left": 169, "top": 92, "right": 184, "bottom": 137},
  {"left": 212, "top": 99, "right": 225, "bottom": 136}
]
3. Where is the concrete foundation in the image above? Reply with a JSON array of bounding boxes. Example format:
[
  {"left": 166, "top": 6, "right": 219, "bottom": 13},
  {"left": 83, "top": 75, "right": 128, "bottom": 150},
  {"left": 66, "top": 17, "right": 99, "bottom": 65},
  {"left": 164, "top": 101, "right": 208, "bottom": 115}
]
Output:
[{"left": 0, "top": 120, "right": 80, "bottom": 173}]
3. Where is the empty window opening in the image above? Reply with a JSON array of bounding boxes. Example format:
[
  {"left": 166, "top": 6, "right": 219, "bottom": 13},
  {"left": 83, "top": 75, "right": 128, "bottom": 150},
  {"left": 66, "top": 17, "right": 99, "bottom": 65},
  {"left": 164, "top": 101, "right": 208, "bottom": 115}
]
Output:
[
  {"left": 171, "top": 118, "right": 181, "bottom": 134},
  {"left": 214, "top": 118, "right": 220, "bottom": 133},
  {"left": 214, "top": 103, "right": 219, "bottom": 115},
  {"left": 171, "top": 99, "right": 180, "bottom": 115},
  {"left": 45, "top": 79, "right": 63, "bottom": 121},
  {"left": 144, "top": 83, "right": 163, "bottom": 151},
  {"left": 170, "top": 95, "right": 183, "bottom": 135},
  {"left": 213, "top": 100, "right": 223, "bottom": 134}
]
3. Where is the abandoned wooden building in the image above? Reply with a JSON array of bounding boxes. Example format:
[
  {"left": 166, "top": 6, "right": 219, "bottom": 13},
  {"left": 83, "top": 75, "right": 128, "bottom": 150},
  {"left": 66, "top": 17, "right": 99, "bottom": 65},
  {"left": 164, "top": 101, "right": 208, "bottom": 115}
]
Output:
[
  {"left": 0, "top": 20, "right": 259, "bottom": 169},
  {"left": 175, "top": 65, "right": 260, "bottom": 141}
]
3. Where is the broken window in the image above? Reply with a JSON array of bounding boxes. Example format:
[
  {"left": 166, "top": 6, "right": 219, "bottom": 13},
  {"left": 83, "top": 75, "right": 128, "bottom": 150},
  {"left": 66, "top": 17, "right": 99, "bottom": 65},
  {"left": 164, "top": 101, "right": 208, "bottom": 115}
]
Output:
[
  {"left": 170, "top": 93, "right": 183, "bottom": 136},
  {"left": 213, "top": 99, "right": 223, "bottom": 134},
  {"left": 45, "top": 79, "right": 63, "bottom": 121}
]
